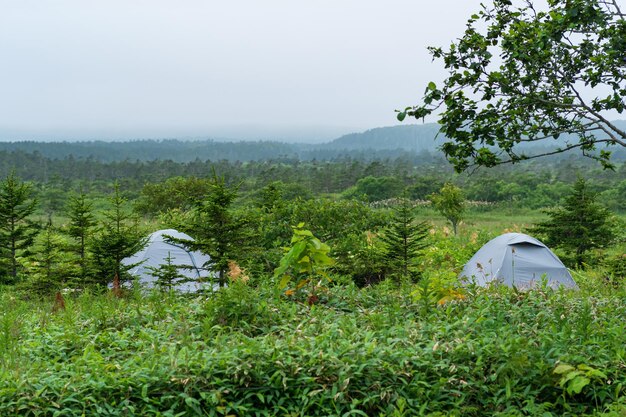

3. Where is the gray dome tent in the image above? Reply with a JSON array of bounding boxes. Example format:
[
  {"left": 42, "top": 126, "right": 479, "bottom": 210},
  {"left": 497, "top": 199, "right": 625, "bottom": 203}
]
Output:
[
  {"left": 460, "top": 233, "right": 577, "bottom": 289},
  {"left": 122, "top": 229, "right": 216, "bottom": 292}
]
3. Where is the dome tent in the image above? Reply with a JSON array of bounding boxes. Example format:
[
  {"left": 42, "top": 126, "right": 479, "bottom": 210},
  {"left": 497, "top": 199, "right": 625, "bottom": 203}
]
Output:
[
  {"left": 121, "top": 229, "right": 216, "bottom": 292},
  {"left": 460, "top": 233, "right": 577, "bottom": 289}
]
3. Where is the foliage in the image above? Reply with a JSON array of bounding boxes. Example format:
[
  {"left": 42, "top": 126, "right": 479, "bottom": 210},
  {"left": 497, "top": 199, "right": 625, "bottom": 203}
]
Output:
[
  {"left": 0, "top": 143, "right": 623, "bottom": 212},
  {"left": 254, "top": 198, "right": 388, "bottom": 277},
  {"left": 379, "top": 197, "right": 430, "bottom": 282},
  {"left": 254, "top": 181, "right": 312, "bottom": 212},
  {"left": 135, "top": 176, "right": 213, "bottom": 216},
  {"left": 0, "top": 172, "right": 39, "bottom": 284},
  {"left": 145, "top": 252, "right": 187, "bottom": 291},
  {"left": 90, "top": 183, "right": 146, "bottom": 286},
  {"left": 399, "top": 0, "right": 626, "bottom": 170},
  {"left": 554, "top": 362, "right": 608, "bottom": 397},
  {"left": 603, "top": 252, "right": 626, "bottom": 286},
  {"left": 64, "top": 190, "right": 97, "bottom": 285},
  {"left": 332, "top": 231, "right": 389, "bottom": 287},
  {"left": 530, "top": 177, "right": 617, "bottom": 267},
  {"left": 23, "top": 220, "right": 74, "bottom": 296},
  {"left": 429, "top": 182, "right": 466, "bottom": 235},
  {"left": 172, "top": 172, "right": 252, "bottom": 287},
  {"left": 273, "top": 224, "right": 334, "bottom": 300},
  {"left": 0, "top": 276, "right": 624, "bottom": 415},
  {"left": 255, "top": 181, "right": 286, "bottom": 212},
  {"left": 342, "top": 175, "right": 405, "bottom": 202},
  {"left": 406, "top": 176, "right": 445, "bottom": 200},
  {"left": 0, "top": 149, "right": 624, "bottom": 415}
]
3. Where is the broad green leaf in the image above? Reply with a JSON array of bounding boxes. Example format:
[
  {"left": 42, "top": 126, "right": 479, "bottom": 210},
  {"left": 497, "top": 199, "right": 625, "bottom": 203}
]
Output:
[
  {"left": 278, "top": 274, "right": 291, "bottom": 289},
  {"left": 553, "top": 364, "right": 575, "bottom": 375},
  {"left": 567, "top": 376, "right": 590, "bottom": 395}
]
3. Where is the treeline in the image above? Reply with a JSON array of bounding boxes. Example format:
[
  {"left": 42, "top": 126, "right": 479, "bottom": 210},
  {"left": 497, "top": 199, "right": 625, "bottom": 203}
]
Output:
[
  {"left": 0, "top": 125, "right": 443, "bottom": 162},
  {"left": 3, "top": 123, "right": 625, "bottom": 163},
  {"left": 2, "top": 171, "right": 623, "bottom": 296},
  {"left": 4, "top": 150, "right": 620, "bottom": 213}
]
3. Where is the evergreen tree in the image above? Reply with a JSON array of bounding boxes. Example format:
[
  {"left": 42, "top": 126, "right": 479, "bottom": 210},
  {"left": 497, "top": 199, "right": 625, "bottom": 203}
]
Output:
[
  {"left": 65, "top": 190, "right": 96, "bottom": 284},
  {"left": 256, "top": 181, "right": 285, "bottom": 213},
  {"left": 380, "top": 196, "right": 430, "bottom": 282},
  {"left": 173, "top": 172, "right": 251, "bottom": 287},
  {"left": 0, "top": 172, "right": 39, "bottom": 283},
  {"left": 25, "top": 219, "right": 72, "bottom": 295},
  {"left": 530, "top": 177, "right": 616, "bottom": 267},
  {"left": 146, "top": 252, "right": 185, "bottom": 291},
  {"left": 91, "top": 183, "right": 146, "bottom": 286}
]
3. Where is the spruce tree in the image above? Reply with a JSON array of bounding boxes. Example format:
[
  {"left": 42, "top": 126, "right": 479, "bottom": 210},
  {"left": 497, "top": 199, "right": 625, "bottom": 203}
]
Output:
[
  {"left": 380, "top": 196, "right": 430, "bottom": 282},
  {"left": 146, "top": 252, "right": 186, "bottom": 291},
  {"left": 530, "top": 177, "right": 616, "bottom": 267},
  {"left": 65, "top": 190, "right": 96, "bottom": 284},
  {"left": 25, "top": 219, "right": 71, "bottom": 295},
  {"left": 0, "top": 172, "right": 39, "bottom": 283},
  {"left": 91, "top": 183, "right": 146, "bottom": 286},
  {"left": 173, "top": 172, "right": 250, "bottom": 287}
]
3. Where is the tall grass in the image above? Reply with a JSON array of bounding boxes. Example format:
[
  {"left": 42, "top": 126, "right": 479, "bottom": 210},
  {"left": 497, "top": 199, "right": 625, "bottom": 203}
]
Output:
[{"left": 0, "top": 276, "right": 624, "bottom": 416}]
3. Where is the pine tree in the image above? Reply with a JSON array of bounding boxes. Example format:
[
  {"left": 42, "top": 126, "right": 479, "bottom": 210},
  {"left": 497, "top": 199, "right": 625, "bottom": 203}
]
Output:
[
  {"left": 0, "top": 172, "right": 39, "bottom": 283},
  {"left": 65, "top": 190, "right": 96, "bottom": 285},
  {"left": 380, "top": 196, "right": 430, "bottom": 282},
  {"left": 530, "top": 177, "right": 616, "bottom": 267},
  {"left": 91, "top": 183, "right": 146, "bottom": 286},
  {"left": 173, "top": 172, "right": 251, "bottom": 287}
]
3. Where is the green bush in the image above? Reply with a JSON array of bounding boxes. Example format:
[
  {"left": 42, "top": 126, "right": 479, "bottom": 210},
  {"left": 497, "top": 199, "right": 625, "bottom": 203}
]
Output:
[{"left": 0, "top": 277, "right": 624, "bottom": 416}]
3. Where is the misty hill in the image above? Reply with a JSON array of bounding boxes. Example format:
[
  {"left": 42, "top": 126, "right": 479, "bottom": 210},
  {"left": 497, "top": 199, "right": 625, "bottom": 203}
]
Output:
[
  {"left": 319, "top": 124, "right": 442, "bottom": 152},
  {"left": 0, "top": 121, "right": 623, "bottom": 163},
  {"left": 0, "top": 124, "right": 445, "bottom": 163},
  {"left": 317, "top": 121, "right": 626, "bottom": 154}
]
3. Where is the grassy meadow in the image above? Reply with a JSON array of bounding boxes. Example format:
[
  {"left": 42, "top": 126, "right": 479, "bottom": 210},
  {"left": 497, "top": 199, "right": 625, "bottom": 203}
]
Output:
[{"left": 0, "top": 214, "right": 624, "bottom": 417}]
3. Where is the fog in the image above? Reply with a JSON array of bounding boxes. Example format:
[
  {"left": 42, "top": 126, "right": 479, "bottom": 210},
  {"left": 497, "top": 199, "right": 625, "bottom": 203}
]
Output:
[{"left": 0, "top": 0, "right": 483, "bottom": 141}]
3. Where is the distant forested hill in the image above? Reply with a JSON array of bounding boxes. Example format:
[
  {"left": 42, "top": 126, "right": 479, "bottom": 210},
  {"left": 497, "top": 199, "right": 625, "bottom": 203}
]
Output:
[
  {"left": 320, "top": 124, "right": 442, "bottom": 152},
  {"left": 0, "top": 121, "right": 623, "bottom": 162}
]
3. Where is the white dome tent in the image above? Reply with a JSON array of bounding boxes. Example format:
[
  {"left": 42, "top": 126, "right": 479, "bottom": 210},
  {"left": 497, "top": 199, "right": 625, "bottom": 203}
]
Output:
[
  {"left": 121, "top": 229, "right": 217, "bottom": 293},
  {"left": 460, "top": 233, "right": 577, "bottom": 289}
]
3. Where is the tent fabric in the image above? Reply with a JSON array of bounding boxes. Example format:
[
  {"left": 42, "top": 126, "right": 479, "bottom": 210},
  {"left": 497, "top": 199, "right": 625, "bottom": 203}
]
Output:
[
  {"left": 460, "top": 233, "right": 577, "bottom": 289},
  {"left": 122, "top": 229, "right": 216, "bottom": 292}
]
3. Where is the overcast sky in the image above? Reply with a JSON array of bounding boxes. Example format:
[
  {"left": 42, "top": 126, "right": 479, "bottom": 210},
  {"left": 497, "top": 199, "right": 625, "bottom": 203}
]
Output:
[{"left": 0, "top": 0, "right": 484, "bottom": 142}]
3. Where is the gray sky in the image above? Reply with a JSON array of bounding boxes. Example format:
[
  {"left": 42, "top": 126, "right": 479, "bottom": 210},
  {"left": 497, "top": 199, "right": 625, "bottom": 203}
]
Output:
[{"left": 0, "top": 0, "right": 483, "bottom": 142}]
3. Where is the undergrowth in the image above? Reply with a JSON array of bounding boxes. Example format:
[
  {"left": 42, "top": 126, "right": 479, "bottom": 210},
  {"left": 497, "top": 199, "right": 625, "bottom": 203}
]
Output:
[{"left": 0, "top": 277, "right": 624, "bottom": 416}]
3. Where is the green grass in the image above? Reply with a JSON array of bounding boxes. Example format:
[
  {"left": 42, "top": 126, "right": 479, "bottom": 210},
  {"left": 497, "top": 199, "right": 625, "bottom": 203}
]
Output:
[{"left": 0, "top": 275, "right": 624, "bottom": 416}]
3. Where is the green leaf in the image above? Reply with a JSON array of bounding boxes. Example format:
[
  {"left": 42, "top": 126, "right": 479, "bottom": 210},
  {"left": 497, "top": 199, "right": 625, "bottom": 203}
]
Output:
[
  {"left": 427, "top": 81, "right": 437, "bottom": 91},
  {"left": 554, "top": 364, "right": 575, "bottom": 374},
  {"left": 279, "top": 274, "right": 291, "bottom": 289},
  {"left": 397, "top": 112, "right": 406, "bottom": 122},
  {"left": 290, "top": 241, "right": 307, "bottom": 260},
  {"left": 567, "top": 376, "right": 590, "bottom": 395}
]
